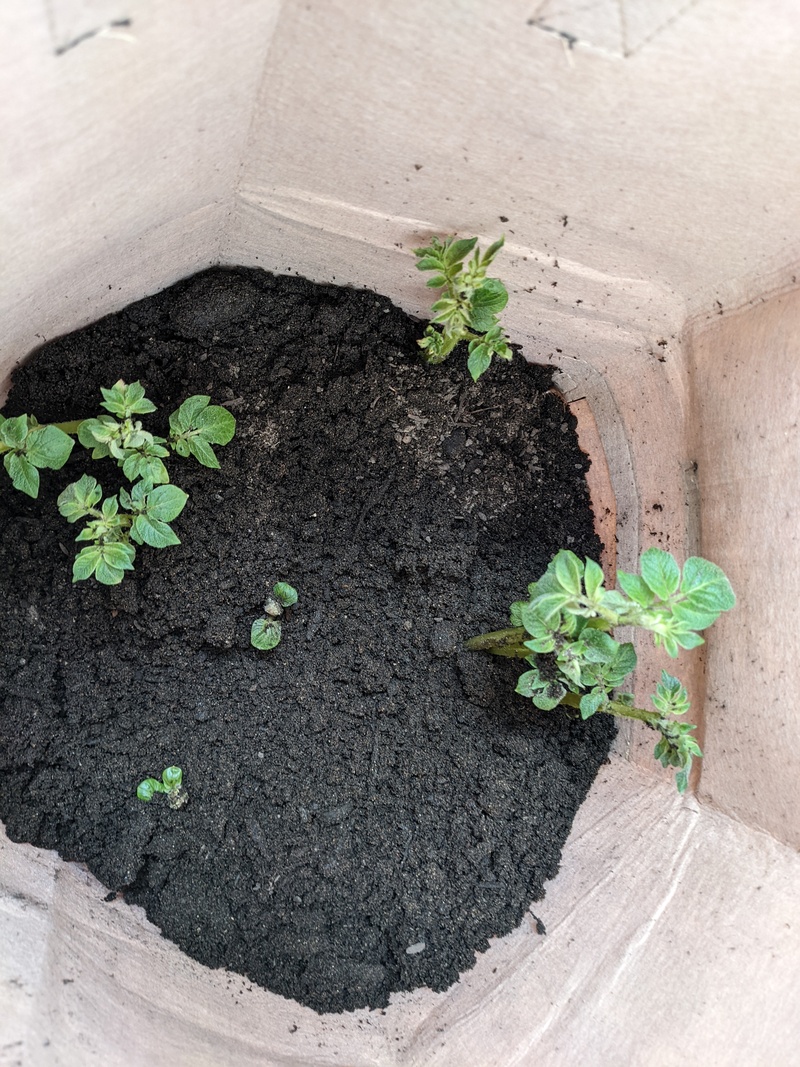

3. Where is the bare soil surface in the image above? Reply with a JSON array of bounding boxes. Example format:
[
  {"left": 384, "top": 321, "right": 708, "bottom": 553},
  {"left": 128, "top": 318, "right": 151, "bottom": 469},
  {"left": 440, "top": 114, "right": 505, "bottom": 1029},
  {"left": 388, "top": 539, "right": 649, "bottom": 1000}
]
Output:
[{"left": 0, "top": 267, "right": 614, "bottom": 1013}]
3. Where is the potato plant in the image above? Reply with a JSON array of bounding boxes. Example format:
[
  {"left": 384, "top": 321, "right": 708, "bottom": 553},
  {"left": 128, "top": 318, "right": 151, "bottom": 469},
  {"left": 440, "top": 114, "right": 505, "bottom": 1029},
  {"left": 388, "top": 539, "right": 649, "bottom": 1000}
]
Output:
[
  {"left": 413, "top": 234, "right": 512, "bottom": 381},
  {"left": 466, "top": 548, "right": 735, "bottom": 792},
  {"left": 251, "top": 582, "right": 299, "bottom": 651},
  {"left": 1, "top": 380, "right": 236, "bottom": 584},
  {"left": 137, "top": 766, "right": 187, "bottom": 809}
]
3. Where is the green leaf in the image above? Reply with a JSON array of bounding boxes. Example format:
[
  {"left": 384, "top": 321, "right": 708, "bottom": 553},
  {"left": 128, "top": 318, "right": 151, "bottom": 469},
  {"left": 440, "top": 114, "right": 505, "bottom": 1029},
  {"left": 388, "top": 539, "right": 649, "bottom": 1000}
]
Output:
[
  {"left": 558, "top": 657, "right": 583, "bottom": 688},
  {"left": 430, "top": 296, "right": 461, "bottom": 318},
  {"left": 136, "top": 778, "right": 161, "bottom": 802},
  {"left": 89, "top": 542, "right": 136, "bottom": 585},
  {"left": 273, "top": 582, "right": 298, "bottom": 607},
  {"left": 195, "top": 404, "right": 236, "bottom": 445},
  {"left": 94, "top": 559, "right": 126, "bottom": 585},
  {"left": 515, "top": 669, "right": 545, "bottom": 698},
  {"left": 73, "top": 545, "right": 103, "bottom": 581},
  {"left": 170, "top": 394, "right": 211, "bottom": 433},
  {"left": 4, "top": 452, "right": 39, "bottom": 497},
  {"left": 583, "top": 558, "right": 605, "bottom": 601},
  {"left": 524, "top": 635, "right": 556, "bottom": 654},
  {"left": 672, "top": 629, "right": 705, "bottom": 651},
  {"left": 580, "top": 628, "right": 620, "bottom": 662},
  {"left": 161, "top": 766, "right": 182, "bottom": 790},
  {"left": 24, "top": 425, "right": 75, "bottom": 469},
  {"left": 524, "top": 593, "right": 569, "bottom": 627},
  {"left": 468, "top": 279, "right": 509, "bottom": 332},
  {"left": 187, "top": 436, "right": 220, "bottom": 468},
  {"left": 481, "top": 235, "right": 506, "bottom": 265},
  {"left": 617, "top": 570, "right": 655, "bottom": 607},
  {"left": 680, "top": 557, "right": 736, "bottom": 616},
  {"left": 414, "top": 255, "right": 444, "bottom": 272},
  {"left": 609, "top": 641, "right": 637, "bottom": 679},
  {"left": 0, "top": 414, "right": 29, "bottom": 448},
  {"left": 425, "top": 274, "right": 447, "bottom": 288},
  {"left": 122, "top": 452, "right": 170, "bottom": 485},
  {"left": 579, "top": 691, "right": 607, "bottom": 720},
  {"left": 77, "top": 416, "right": 120, "bottom": 447},
  {"left": 531, "top": 681, "right": 567, "bottom": 711},
  {"left": 100, "top": 380, "right": 157, "bottom": 417},
  {"left": 659, "top": 633, "right": 680, "bottom": 658},
  {"left": 144, "top": 484, "right": 189, "bottom": 522},
  {"left": 467, "top": 344, "right": 491, "bottom": 382},
  {"left": 251, "top": 618, "right": 282, "bottom": 651},
  {"left": 444, "top": 237, "right": 478, "bottom": 266},
  {"left": 600, "top": 589, "right": 631, "bottom": 616},
  {"left": 131, "top": 515, "right": 181, "bottom": 549},
  {"left": 102, "top": 495, "right": 119, "bottom": 519},
  {"left": 553, "top": 550, "right": 584, "bottom": 596},
  {"left": 640, "top": 548, "right": 681, "bottom": 600}
]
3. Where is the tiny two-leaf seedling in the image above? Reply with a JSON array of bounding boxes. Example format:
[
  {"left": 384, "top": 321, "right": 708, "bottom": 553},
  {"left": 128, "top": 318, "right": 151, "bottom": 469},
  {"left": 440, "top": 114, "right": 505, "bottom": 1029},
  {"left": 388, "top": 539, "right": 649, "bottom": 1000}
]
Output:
[
  {"left": 466, "top": 548, "right": 735, "bottom": 792},
  {"left": 136, "top": 766, "right": 187, "bottom": 809},
  {"left": 414, "top": 235, "right": 512, "bottom": 382},
  {"left": 251, "top": 582, "right": 298, "bottom": 650}
]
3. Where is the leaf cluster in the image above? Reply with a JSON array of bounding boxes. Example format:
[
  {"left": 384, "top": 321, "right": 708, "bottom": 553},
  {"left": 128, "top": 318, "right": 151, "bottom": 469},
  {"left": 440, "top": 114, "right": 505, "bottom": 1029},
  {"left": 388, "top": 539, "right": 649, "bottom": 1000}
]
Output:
[
  {"left": 136, "top": 766, "right": 187, "bottom": 809},
  {"left": 414, "top": 235, "right": 512, "bottom": 381},
  {"left": 251, "top": 582, "right": 298, "bottom": 650},
  {"left": 53, "top": 381, "right": 235, "bottom": 584},
  {"left": 474, "top": 548, "right": 735, "bottom": 792}
]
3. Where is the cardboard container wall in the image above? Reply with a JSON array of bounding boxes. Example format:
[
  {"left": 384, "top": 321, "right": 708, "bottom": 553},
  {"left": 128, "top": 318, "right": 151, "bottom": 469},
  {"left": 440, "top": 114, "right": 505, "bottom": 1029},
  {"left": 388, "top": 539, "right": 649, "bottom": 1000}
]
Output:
[{"left": 2, "top": 1, "right": 799, "bottom": 1063}]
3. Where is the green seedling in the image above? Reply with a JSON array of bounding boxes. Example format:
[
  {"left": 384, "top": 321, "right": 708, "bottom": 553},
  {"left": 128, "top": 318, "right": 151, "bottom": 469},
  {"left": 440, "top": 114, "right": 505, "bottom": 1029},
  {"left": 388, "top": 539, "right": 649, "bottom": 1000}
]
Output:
[
  {"left": 58, "top": 474, "right": 189, "bottom": 584},
  {"left": 414, "top": 234, "right": 512, "bottom": 382},
  {"left": 251, "top": 582, "right": 298, "bottom": 650},
  {"left": 136, "top": 766, "right": 187, "bottom": 809},
  {"left": 2, "top": 380, "right": 236, "bottom": 584},
  {"left": 466, "top": 548, "right": 736, "bottom": 792}
]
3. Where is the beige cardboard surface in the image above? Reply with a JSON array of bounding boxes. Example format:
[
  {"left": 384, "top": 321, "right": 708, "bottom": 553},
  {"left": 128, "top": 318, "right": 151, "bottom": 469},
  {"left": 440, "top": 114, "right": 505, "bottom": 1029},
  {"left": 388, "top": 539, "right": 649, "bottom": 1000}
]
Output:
[
  {"left": 689, "top": 289, "right": 800, "bottom": 846},
  {"left": 2, "top": 759, "right": 799, "bottom": 1066},
  {"left": 1, "top": 0, "right": 282, "bottom": 377},
  {"left": 2, "top": 0, "right": 800, "bottom": 1060}
]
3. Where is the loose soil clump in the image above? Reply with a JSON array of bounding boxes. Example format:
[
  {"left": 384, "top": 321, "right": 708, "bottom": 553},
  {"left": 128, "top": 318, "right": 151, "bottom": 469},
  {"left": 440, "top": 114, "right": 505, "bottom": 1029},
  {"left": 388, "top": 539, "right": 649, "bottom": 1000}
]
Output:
[{"left": 0, "top": 267, "right": 614, "bottom": 1013}]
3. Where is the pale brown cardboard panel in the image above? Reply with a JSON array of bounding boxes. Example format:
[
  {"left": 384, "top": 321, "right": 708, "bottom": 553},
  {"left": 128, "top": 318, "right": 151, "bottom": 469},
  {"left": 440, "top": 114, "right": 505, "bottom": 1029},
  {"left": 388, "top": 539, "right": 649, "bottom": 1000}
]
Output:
[
  {"left": 689, "top": 289, "right": 800, "bottom": 847},
  {"left": 1, "top": 0, "right": 282, "bottom": 382},
  {"left": 2, "top": 0, "right": 800, "bottom": 1061}
]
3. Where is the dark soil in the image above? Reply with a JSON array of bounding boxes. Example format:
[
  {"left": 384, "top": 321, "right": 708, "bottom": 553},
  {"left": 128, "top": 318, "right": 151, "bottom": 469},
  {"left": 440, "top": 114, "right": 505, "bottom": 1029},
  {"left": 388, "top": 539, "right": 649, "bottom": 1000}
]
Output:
[{"left": 0, "top": 267, "right": 614, "bottom": 1013}]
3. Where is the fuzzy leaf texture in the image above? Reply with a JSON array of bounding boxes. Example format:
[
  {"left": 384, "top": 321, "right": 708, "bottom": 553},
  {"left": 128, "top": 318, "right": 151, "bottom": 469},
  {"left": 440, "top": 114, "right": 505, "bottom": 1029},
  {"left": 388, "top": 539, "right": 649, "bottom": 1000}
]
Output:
[
  {"left": 251, "top": 618, "right": 282, "bottom": 651},
  {"left": 273, "top": 582, "right": 298, "bottom": 608},
  {"left": 100, "top": 380, "right": 157, "bottom": 418}
]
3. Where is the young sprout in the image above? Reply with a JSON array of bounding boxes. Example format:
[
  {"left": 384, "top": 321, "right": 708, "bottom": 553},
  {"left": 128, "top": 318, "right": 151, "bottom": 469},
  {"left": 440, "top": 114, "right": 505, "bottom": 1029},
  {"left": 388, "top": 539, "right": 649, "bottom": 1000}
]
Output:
[
  {"left": 3, "top": 380, "right": 236, "bottom": 583},
  {"left": 137, "top": 766, "right": 187, "bottom": 809},
  {"left": 466, "top": 548, "right": 735, "bottom": 792},
  {"left": 413, "top": 235, "right": 512, "bottom": 381},
  {"left": 251, "top": 582, "right": 299, "bottom": 650}
]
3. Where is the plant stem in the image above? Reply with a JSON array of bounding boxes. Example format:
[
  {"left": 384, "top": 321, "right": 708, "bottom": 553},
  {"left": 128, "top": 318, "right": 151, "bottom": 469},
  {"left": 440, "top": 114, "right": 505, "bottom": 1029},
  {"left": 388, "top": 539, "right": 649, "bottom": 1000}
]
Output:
[
  {"left": 52, "top": 420, "right": 85, "bottom": 435},
  {"left": 464, "top": 626, "right": 529, "bottom": 657},
  {"left": 557, "top": 691, "right": 659, "bottom": 728},
  {"left": 465, "top": 630, "right": 662, "bottom": 728}
]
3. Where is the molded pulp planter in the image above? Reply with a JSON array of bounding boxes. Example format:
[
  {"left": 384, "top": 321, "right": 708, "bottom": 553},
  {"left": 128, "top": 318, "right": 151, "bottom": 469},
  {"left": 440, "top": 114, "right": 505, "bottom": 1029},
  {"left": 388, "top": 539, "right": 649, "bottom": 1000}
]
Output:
[{"left": 2, "top": 2, "right": 799, "bottom": 1064}]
